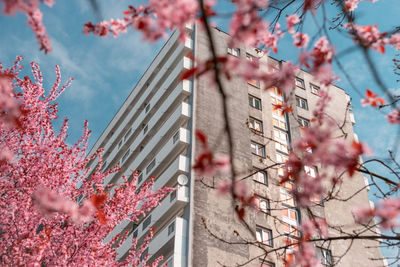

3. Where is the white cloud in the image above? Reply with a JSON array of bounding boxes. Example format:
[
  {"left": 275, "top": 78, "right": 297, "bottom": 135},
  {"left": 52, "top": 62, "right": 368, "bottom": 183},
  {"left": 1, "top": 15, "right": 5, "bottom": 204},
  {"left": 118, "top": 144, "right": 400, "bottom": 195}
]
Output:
[{"left": 50, "top": 39, "right": 84, "bottom": 75}]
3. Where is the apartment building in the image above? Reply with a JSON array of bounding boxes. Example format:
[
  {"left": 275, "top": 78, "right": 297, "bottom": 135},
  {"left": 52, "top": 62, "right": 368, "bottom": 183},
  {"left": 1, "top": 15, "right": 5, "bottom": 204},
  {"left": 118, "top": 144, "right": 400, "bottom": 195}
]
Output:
[{"left": 86, "top": 24, "right": 384, "bottom": 267}]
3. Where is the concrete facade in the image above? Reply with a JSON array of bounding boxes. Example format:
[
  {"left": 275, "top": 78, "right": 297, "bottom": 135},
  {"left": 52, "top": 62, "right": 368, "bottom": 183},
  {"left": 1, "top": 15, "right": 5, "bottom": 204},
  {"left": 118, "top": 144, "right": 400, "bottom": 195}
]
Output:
[{"left": 88, "top": 24, "right": 384, "bottom": 267}]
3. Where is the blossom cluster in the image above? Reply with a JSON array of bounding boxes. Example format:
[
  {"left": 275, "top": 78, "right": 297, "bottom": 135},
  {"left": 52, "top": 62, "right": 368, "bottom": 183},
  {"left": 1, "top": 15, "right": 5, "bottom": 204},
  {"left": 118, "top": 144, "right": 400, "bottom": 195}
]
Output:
[
  {"left": 0, "top": 58, "right": 173, "bottom": 266},
  {"left": 280, "top": 91, "right": 371, "bottom": 207},
  {"left": 1, "top": 0, "right": 53, "bottom": 53}
]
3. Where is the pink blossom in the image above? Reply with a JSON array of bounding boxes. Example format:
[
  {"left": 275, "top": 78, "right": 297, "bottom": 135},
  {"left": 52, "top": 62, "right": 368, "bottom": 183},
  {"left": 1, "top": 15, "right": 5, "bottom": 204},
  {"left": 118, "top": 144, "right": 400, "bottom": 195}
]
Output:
[
  {"left": 353, "top": 198, "right": 400, "bottom": 229},
  {"left": 311, "top": 37, "right": 335, "bottom": 68},
  {"left": 312, "top": 64, "right": 339, "bottom": 86},
  {"left": 344, "top": 23, "right": 388, "bottom": 53},
  {"left": 300, "top": 218, "right": 328, "bottom": 239},
  {"left": 389, "top": 33, "right": 400, "bottom": 50},
  {"left": 1, "top": 0, "right": 53, "bottom": 53},
  {"left": 286, "top": 242, "right": 322, "bottom": 267},
  {"left": 361, "top": 89, "right": 385, "bottom": 107},
  {"left": 345, "top": 0, "right": 379, "bottom": 12},
  {"left": 262, "top": 61, "right": 298, "bottom": 94},
  {"left": 0, "top": 57, "right": 173, "bottom": 266},
  {"left": 293, "top": 32, "right": 310, "bottom": 48},
  {"left": 286, "top": 14, "right": 300, "bottom": 34},
  {"left": 0, "top": 72, "right": 21, "bottom": 129},
  {"left": 84, "top": 0, "right": 200, "bottom": 42},
  {"left": 386, "top": 109, "right": 400, "bottom": 124}
]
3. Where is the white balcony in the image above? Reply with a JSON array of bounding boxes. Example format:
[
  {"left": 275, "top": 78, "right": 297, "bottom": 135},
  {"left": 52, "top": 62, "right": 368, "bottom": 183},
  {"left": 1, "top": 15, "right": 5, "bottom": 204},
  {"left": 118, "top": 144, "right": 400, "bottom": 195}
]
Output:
[
  {"left": 106, "top": 80, "right": 192, "bottom": 169},
  {"left": 153, "top": 155, "right": 190, "bottom": 191},
  {"left": 150, "top": 217, "right": 187, "bottom": 267},
  {"left": 104, "top": 102, "right": 191, "bottom": 186},
  {"left": 116, "top": 188, "right": 189, "bottom": 261},
  {"left": 87, "top": 45, "right": 190, "bottom": 174},
  {"left": 88, "top": 31, "right": 182, "bottom": 156}
]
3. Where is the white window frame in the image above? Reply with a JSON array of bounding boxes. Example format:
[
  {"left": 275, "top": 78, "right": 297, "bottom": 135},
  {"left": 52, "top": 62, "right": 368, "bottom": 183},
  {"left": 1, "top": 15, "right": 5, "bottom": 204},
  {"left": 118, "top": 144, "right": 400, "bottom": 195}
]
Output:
[
  {"left": 249, "top": 95, "right": 262, "bottom": 110},
  {"left": 256, "top": 226, "right": 273, "bottom": 246},
  {"left": 260, "top": 260, "right": 275, "bottom": 267},
  {"left": 282, "top": 206, "right": 299, "bottom": 224},
  {"left": 298, "top": 116, "right": 310, "bottom": 127},
  {"left": 249, "top": 117, "right": 263, "bottom": 132},
  {"left": 296, "top": 96, "right": 308, "bottom": 110},
  {"left": 121, "top": 148, "right": 130, "bottom": 163},
  {"left": 310, "top": 84, "right": 320, "bottom": 95},
  {"left": 251, "top": 141, "right": 266, "bottom": 158},
  {"left": 256, "top": 197, "right": 270, "bottom": 214},
  {"left": 316, "top": 247, "right": 333, "bottom": 266},
  {"left": 280, "top": 187, "right": 296, "bottom": 207},
  {"left": 227, "top": 47, "right": 240, "bottom": 57},
  {"left": 273, "top": 128, "right": 289, "bottom": 153},
  {"left": 272, "top": 116, "right": 287, "bottom": 130},
  {"left": 304, "top": 165, "right": 317, "bottom": 178},
  {"left": 295, "top": 77, "right": 305, "bottom": 89},
  {"left": 253, "top": 170, "right": 268, "bottom": 185}
]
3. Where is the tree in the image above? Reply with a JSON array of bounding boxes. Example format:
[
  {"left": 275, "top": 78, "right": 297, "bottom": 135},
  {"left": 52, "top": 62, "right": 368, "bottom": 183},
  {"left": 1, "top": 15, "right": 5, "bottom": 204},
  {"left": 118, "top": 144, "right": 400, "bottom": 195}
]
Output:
[
  {"left": 0, "top": 57, "right": 173, "bottom": 266},
  {"left": 1, "top": 0, "right": 400, "bottom": 266}
]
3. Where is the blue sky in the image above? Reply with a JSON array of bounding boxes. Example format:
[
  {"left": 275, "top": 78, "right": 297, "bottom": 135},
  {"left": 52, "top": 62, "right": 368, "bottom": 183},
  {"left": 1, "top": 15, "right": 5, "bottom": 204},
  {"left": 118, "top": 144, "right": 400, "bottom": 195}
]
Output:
[
  {"left": 0, "top": 0, "right": 399, "bottom": 259},
  {"left": 0, "top": 0, "right": 398, "bottom": 154}
]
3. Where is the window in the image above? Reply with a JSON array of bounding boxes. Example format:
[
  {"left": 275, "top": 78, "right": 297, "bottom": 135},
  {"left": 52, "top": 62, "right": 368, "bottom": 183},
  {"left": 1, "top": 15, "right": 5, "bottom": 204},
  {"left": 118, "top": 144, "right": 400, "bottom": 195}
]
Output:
[
  {"left": 298, "top": 117, "right": 310, "bottom": 127},
  {"left": 145, "top": 103, "right": 151, "bottom": 113},
  {"left": 140, "top": 248, "right": 148, "bottom": 261},
  {"left": 280, "top": 187, "right": 295, "bottom": 206},
  {"left": 118, "top": 140, "right": 123, "bottom": 149},
  {"left": 173, "top": 131, "right": 180, "bottom": 143},
  {"left": 137, "top": 171, "right": 143, "bottom": 184},
  {"left": 269, "top": 87, "right": 282, "bottom": 96},
  {"left": 295, "top": 78, "right": 305, "bottom": 89},
  {"left": 283, "top": 235, "right": 299, "bottom": 251},
  {"left": 142, "top": 215, "right": 151, "bottom": 230},
  {"left": 248, "top": 78, "right": 260, "bottom": 88},
  {"left": 246, "top": 53, "right": 254, "bottom": 62},
  {"left": 270, "top": 95, "right": 283, "bottom": 106},
  {"left": 253, "top": 171, "right": 268, "bottom": 185},
  {"left": 272, "top": 117, "right": 287, "bottom": 130},
  {"left": 124, "top": 128, "right": 132, "bottom": 141},
  {"left": 132, "top": 229, "right": 138, "bottom": 238},
  {"left": 316, "top": 247, "right": 333, "bottom": 266},
  {"left": 310, "top": 194, "right": 322, "bottom": 205},
  {"left": 246, "top": 55, "right": 260, "bottom": 87},
  {"left": 296, "top": 96, "right": 308, "bottom": 110},
  {"left": 251, "top": 141, "right": 265, "bottom": 157},
  {"left": 168, "top": 221, "right": 175, "bottom": 235},
  {"left": 249, "top": 117, "right": 263, "bottom": 132},
  {"left": 121, "top": 148, "right": 130, "bottom": 163},
  {"left": 227, "top": 47, "right": 240, "bottom": 57},
  {"left": 256, "top": 227, "right": 273, "bottom": 246},
  {"left": 101, "top": 161, "right": 107, "bottom": 172},
  {"left": 260, "top": 260, "right": 275, "bottom": 267},
  {"left": 282, "top": 222, "right": 300, "bottom": 237},
  {"left": 249, "top": 95, "right": 262, "bottom": 110},
  {"left": 146, "top": 159, "right": 156, "bottom": 174},
  {"left": 143, "top": 124, "right": 148, "bottom": 134},
  {"left": 273, "top": 128, "right": 289, "bottom": 153},
  {"left": 170, "top": 190, "right": 177, "bottom": 201},
  {"left": 267, "top": 64, "right": 279, "bottom": 73},
  {"left": 304, "top": 165, "right": 317, "bottom": 178},
  {"left": 282, "top": 207, "right": 299, "bottom": 223},
  {"left": 276, "top": 153, "right": 288, "bottom": 163},
  {"left": 255, "top": 197, "right": 270, "bottom": 214},
  {"left": 310, "top": 84, "right": 320, "bottom": 95}
]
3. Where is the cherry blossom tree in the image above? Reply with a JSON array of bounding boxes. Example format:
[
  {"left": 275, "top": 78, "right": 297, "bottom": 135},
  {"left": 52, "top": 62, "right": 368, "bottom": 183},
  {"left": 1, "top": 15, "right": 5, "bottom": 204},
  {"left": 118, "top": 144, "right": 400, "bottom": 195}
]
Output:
[
  {"left": 0, "top": 57, "right": 173, "bottom": 266},
  {"left": 2, "top": 0, "right": 400, "bottom": 266}
]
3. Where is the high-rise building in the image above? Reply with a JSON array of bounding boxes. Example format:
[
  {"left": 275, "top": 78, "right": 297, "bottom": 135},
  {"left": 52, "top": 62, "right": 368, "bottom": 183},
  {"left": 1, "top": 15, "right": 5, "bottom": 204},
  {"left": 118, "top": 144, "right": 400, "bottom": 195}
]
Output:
[{"left": 86, "top": 25, "right": 384, "bottom": 267}]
